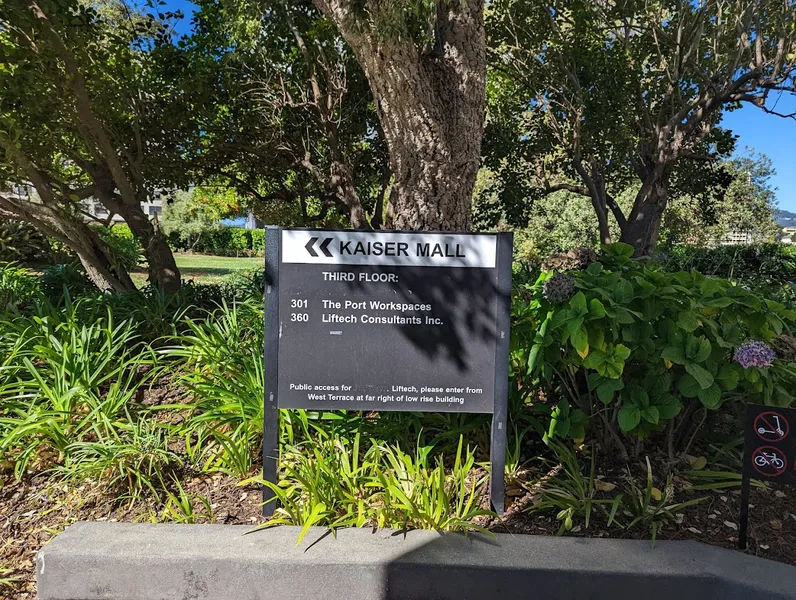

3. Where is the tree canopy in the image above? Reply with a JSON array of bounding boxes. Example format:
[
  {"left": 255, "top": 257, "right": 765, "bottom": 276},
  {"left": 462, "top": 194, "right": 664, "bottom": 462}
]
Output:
[
  {"left": 0, "top": 0, "right": 182, "bottom": 291},
  {"left": 488, "top": 0, "right": 796, "bottom": 253},
  {"left": 1, "top": 0, "right": 795, "bottom": 278}
]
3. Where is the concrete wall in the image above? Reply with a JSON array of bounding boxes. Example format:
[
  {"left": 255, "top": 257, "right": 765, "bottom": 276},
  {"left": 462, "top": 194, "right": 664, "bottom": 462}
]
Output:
[{"left": 37, "top": 522, "right": 796, "bottom": 600}]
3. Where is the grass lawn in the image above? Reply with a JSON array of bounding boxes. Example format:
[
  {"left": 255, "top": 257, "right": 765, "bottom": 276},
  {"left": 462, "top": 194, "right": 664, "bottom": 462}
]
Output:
[{"left": 131, "top": 253, "right": 263, "bottom": 286}]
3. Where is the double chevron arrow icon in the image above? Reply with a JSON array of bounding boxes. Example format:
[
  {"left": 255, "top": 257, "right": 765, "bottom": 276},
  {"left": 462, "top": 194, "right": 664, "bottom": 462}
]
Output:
[{"left": 305, "top": 236, "right": 334, "bottom": 257}]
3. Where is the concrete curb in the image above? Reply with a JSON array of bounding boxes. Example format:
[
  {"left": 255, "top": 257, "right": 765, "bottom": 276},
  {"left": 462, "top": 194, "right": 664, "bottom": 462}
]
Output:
[{"left": 37, "top": 522, "right": 796, "bottom": 599}]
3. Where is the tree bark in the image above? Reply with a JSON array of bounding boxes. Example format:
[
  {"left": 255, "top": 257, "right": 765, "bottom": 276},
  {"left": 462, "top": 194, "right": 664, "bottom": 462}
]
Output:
[
  {"left": 314, "top": 0, "right": 486, "bottom": 231},
  {"left": 112, "top": 200, "right": 181, "bottom": 293},
  {"left": 330, "top": 161, "right": 370, "bottom": 229},
  {"left": 621, "top": 177, "right": 668, "bottom": 256},
  {"left": 89, "top": 168, "right": 181, "bottom": 293},
  {"left": 0, "top": 196, "right": 135, "bottom": 292}
]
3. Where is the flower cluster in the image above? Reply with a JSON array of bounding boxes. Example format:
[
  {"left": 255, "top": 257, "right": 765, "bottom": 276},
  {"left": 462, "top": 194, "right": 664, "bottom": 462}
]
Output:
[
  {"left": 542, "top": 247, "right": 599, "bottom": 273},
  {"left": 542, "top": 273, "right": 576, "bottom": 304},
  {"left": 734, "top": 341, "right": 776, "bottom": 369}
]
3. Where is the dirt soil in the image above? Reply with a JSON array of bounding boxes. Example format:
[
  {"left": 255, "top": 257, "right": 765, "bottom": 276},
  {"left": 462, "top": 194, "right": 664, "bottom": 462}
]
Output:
[
  {"left": 490, "top": 460, "right": 796, "bottom": 567},
  {"left": 0, "top": 469, "right": 267, "bottom": 598},
  {"left": 3, "top": 429, "right": 795, "bottom": 598}
]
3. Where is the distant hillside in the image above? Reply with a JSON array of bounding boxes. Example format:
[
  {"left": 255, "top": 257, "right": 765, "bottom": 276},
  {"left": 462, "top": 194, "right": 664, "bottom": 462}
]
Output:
[{"left": 775, "top": 210, "right": 796, "bottom": 227}]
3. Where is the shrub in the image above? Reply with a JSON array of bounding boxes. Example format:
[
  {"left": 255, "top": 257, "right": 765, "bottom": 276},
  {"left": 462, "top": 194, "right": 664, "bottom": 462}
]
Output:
[
  {"left": 161, "top": 301, "right": 265, "bottom": 477},
  {"left": 93, "top": 224, "right": 142, "bottom": 272},
  {"left": 38, "top": 263, "right": 94, "bottom": 302},
  {"left": 0, "top": 221, "right": 49, "bottom": 263},
  {"left": 513, "top": 243, "right": 796, "bottom": 459},
  {"left": 255, "top": 435, "right": 491, "bottom": 538},
  {"left": 0, "top": 262, "right": 41, "bottom": 311},
  {"left": 229, "top": 228, "right": 251, "bottom": 252},
  {"left": 662, "top": 244, "right": 796, "bottom": 289},
  {"left": 251, "top": 229, "right": 265, "bottom": 255},
  {"left": 0, "top": 301, "right": 158, "bottom": 482},
  {"left": 165, "top": 224, "right": 260, "bottom": 256}
]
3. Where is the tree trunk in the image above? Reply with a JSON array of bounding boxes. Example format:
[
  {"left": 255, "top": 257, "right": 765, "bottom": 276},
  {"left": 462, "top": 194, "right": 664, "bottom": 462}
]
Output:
[
  {"left": 590, "top": 196, "right": 612, "bottom": 245},
  {"left": 93, "top": 179, "right": 181, "bottom": 294},
  {"left": 123, "top": 209, "right": 181, "bottom": 294},
  {"left": 621, "top": 177, "right": 668, "bottom": 256},
  {"left": 0, "top": 197, "right": 135, "bottom": 293},
  {"left": 315, "top": 0, "right": 486, "bottom": 231},
  {"left": 330, "top": 161, "right": 370, "bottom": 229},
  {"left": 76, "top": 232, "right": 136, "bottom": 293}
]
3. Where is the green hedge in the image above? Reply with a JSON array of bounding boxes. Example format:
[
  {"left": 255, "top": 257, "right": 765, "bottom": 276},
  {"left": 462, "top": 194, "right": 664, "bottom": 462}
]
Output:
[
  {"left": 662, "top": 244, "right": 796, "bottom": 287},
  {"left": 166, "top": 226, "right": 264, "bottom": 256}
]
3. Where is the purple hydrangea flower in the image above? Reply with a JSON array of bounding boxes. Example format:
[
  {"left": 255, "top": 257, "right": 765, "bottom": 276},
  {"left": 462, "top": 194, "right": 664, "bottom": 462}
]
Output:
[
  {"left": 542, "top": 273, "right": 576, "bottom": 304},
  {"left": 734, "top": 341, "right": 776, "bottom": 369}
]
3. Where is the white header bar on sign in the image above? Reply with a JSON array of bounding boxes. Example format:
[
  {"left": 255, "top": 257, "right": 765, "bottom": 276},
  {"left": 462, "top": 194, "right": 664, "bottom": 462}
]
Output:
[{"left": 281, "top": 230, "right": 497, "bottom": 268}]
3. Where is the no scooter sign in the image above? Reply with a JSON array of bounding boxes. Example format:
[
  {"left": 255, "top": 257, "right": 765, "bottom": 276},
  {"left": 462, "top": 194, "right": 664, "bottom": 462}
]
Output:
[{"left": 739, "top": 404, "right": 796, "bottom": 548}]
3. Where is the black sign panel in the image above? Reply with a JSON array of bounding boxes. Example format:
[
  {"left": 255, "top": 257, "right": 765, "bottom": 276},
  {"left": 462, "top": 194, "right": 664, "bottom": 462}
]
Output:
[
  {"left": 274, "top": 229, "right": 511, "bottom": 414},
  {"left": 261, "top": 227, "right": 513, "bottom": 517},
  {"left": 743, "top": 404, "right": 796, "bottom": 486}
]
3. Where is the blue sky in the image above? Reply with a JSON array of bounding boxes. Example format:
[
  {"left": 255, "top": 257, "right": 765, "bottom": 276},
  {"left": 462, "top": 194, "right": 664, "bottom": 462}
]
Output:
[
  {"left": 723, "top": 94, "right": 796, "bottom": 212},
  {"left": 163, "top": 1, "right": 796, "bottom": 211},
  {"left": 163, "top": 0, "right": 197, "bottom": 37}
]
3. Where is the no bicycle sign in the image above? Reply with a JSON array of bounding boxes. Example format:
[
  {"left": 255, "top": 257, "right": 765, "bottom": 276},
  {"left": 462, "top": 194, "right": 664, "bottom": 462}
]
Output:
[
  {"left": 261, "top": 227, "right": 513, "bottom": 516},
  {"left": 739, "top": 404, "right": 796, "bottom": 547}
]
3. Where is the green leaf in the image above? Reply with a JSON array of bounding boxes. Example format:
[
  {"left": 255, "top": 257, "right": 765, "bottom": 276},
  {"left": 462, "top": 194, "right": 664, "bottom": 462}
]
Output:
[
  {"left": 583, "top": 350, "right": 606, "bottom": 370},
  {"left": 676, "top": 311, "right": 700, "bottom": 332},
  {"left": 595, "top": 379, "right": 624, "bottom": 404},
  {"left": 571, "top": 327, "right": 589, "bottom": 355},
  {"left": 611, "top": 280, "right": 634, "bottom": 304},
  {"left": 569, "top": 409, "right": 588, "bottom": 440},
  {"left": 618, "top": 406, "right": 641, "bottom": 432},
  {"left": 570, "top": 291, "right": 588, "bottom": 315},
  {"left": 297, "top": 502, "right": 327, "bottom": 545},
  {"left": 567, "top": 315, "right": 584, "bottom": 335},
  {"left": 629, "top": 387, "right": 650, "bottom": 408},
  {"left": 549, "top": 401, "right": 571, "bottom": 438},
  {"left": 716, "top": 364, "right": 739, "bottom": 391},
  {"left": 652, "top": 394, "right": 682, "bottom": 419},
  {"left": 613, "top": 308, "right": 637, "bottom": 324},
  {"left": 646, "top": 371, "right": 672, "bottom": 394},
  {"left": 641, "top": 406, "right": 660, "bottom": 425},
  {"left": 685, "top": 363, "right": 714, "bottom": 389},
  {"left": 589, "top": 298, "right": 606, "bottom": 319},
  {"left": 678, "top": 374, "right": 701, "bottom": 398},
  {"left": 614, "top": 344, "right": 631, "bottom": 361},
  {"left": 661, "top": 346, "right": 686, "bottom": 365},
  {"left": 527, "top": 343, "right": 543, "bottom": 373},
  {"left": 586, "top": 262, "right": 603, "bottom": 276},
  {"left": 697, "top": 383, "right": 722, "bottom": 409},
  {"left": 695, "top": 337, "right": 712, "bottom": 362},
  {"left": 606, "top": 242, "right": 634, "bottom": 259}
]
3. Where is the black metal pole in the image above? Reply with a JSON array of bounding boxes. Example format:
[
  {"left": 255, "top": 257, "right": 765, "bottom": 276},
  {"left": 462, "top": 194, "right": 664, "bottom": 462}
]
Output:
[
  {"left": 738, "top": 474, "right": 751, "bottom": 549},
  {"left": 262, "top": 226, "right": 281, "bottom": 517},
  {"left": 489, "top": 232, "right": 513, "bottom": 516}
]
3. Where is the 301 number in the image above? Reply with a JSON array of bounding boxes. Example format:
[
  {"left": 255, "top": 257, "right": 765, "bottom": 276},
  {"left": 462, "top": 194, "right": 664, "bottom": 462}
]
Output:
[{"left": 291, "top": 298, "right": 308, "bottom": 308}]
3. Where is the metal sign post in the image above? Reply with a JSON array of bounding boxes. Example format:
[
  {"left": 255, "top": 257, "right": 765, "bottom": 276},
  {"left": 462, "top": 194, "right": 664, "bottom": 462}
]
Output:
[
  {"left": 262, "top": 226, "right": 281, "bottom": 517},
  {"left": 262, "top": 227, "right": 512, "bottom": 516}
]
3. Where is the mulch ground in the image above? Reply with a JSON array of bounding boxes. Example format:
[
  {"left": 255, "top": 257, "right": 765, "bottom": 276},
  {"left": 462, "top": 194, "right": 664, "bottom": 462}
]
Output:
[
  {"left": 490, "top": 467, "right": 796, "bottom": 565},
  {"left": 0, "top": 469, "right": 267, "bottom": 598},
  {"left": 3, "top": 465, "right": 794, "bottom": 598},
  {"left": 2, "top": 409, "right": 795, "bottom": 598}
]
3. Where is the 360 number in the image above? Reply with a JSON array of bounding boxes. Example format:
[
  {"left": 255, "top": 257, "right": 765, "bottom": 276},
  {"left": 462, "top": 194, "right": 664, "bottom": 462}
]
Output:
[{"left": 291, "top": 313, "right": 309, "bottom": 322}]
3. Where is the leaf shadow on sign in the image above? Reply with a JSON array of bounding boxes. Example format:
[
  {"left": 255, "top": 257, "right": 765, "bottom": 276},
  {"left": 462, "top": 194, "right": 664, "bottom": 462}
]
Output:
[{"left": 342, "top": 237, "right": 503, "bottom": 374}]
